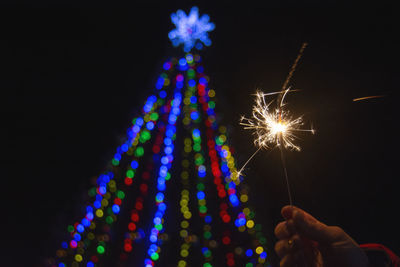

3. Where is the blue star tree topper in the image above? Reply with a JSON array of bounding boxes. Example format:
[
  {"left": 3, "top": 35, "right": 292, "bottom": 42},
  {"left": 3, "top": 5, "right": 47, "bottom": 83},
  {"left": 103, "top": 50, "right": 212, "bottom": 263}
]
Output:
[{"left": 168, "top": 6, "right": 215, "bottom": 52}]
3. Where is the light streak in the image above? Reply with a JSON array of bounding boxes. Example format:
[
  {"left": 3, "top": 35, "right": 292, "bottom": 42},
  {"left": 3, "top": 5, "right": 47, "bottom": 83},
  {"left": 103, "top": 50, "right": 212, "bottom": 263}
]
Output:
[{"left": 353, "top": 95, "right": 385, "bottom": 102}]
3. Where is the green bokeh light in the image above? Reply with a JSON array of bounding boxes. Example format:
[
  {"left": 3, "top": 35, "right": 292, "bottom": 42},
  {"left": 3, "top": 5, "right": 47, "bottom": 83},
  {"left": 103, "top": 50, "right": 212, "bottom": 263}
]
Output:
[
  {"left": 97, "top": 245, "right": 105, "bottom": 254},
  {"left": 117, "top": 191, "right": 125, "bottom": 199},
  {"left": 135, "top": 147, "right": 144, "bottom": 157}
]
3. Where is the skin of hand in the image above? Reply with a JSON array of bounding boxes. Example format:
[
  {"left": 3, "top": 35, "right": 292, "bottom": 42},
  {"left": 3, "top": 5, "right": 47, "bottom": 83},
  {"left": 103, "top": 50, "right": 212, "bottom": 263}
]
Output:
[{"left": 274, "top": 205, "right": 369, "bottom": 267}]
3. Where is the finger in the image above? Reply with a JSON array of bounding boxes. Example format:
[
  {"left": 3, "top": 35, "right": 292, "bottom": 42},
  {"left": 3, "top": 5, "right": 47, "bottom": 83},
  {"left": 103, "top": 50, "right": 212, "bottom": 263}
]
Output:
[
  {"left": 274, "top": 239, "right": 289, "bottom": 258},
  {"left": 274, "top": 220, "right": 296, "bottom": 239},
  {"left": 274, "top": 234, "right": 302, "bottom": 258},
  {"left": 280, "top": 252, "right": 297, "bottom": 267},
  {"left": 292, "top": 208, "right": 337, "bottom": 244},
  {"left": 281, "top": 205, "right": 296, "bottom": 220}
]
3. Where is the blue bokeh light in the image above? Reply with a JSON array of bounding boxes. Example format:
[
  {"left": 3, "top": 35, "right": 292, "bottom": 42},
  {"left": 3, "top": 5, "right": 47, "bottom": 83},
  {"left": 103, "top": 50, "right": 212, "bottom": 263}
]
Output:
[
  {"left": 112, "top": 204, "right": 120, "bottom": 214},
  {"left": 168, "top": 6, "right": 215, "bottom": 52},
  {"left": 245, "top": 249, "right": 253, "bottom": 257}
]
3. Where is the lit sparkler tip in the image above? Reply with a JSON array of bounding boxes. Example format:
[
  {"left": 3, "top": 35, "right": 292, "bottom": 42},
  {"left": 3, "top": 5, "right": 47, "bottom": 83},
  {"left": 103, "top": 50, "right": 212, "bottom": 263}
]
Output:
[{"left": 241, "top": 87, "right": 313, "bottom": 152}]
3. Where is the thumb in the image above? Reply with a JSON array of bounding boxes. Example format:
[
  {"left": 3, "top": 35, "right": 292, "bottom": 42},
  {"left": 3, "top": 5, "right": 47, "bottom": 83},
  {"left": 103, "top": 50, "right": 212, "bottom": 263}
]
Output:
[{"left": 292, "top": 208, "right": 337, "bottom": 245}]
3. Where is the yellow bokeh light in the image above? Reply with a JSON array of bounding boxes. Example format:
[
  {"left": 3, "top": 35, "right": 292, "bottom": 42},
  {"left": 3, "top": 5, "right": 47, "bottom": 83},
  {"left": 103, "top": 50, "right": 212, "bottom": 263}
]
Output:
[
  {"left": 182, "top": 159, "right": 190, "bottom": 167},
  {"left": 240, "top": 194, "right": 248, "bottom": 202},
  {"left": 180, "top": 249, "right": 189, "bottom": 257},
  {"left": 181, "top": 206, "right": 189, "bottom": 213},
  {"left": 95, "top": 209, "right": 104, "bottom": 218},
  {"left": 101, "top": 199, "right": 108, "bottom": 207},
  {"left": 88, "top": 232, "right": 95, "bottom": 240},
  {"left": 74, "top": 254, "right": 83, "bottom": 262},
  {"left": 180, "top": 230, "right": 188, "bottom": 238},
  {"left": 183, "top": 211, "right": 192, "bottom": 219},
  {"left": 183, "top": 117, "right": 190, "bottom": 125},
  {"left": 181, "top": 171, "right": 189, "bottom": 179},
  {"left": 243, "top": 208, "right": 250, "bottom": 215},
  {"left": 246, "top": 220, "right": 255, "bottom": 228},
  {"left": 231, "top": 173, "right": 238, "bottom": 181},
  {"left": 181, "top": 221, "right": 189, "bottom": 228},
  {"left": 178, "top": 260, "right": 187, "bottom": 267}
]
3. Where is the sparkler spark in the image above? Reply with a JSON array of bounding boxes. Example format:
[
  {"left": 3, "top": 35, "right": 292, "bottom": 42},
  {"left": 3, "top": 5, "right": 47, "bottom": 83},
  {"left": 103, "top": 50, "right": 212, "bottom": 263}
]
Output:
[{"left": 240, "top": 88, "right": 314, "bottom": 152}]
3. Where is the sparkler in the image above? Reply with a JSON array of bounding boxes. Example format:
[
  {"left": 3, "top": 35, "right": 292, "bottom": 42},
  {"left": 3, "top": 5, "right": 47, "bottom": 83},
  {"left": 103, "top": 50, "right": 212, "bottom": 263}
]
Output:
[{"left": 239, "top": 43, "right": 314, "bottom": 206}]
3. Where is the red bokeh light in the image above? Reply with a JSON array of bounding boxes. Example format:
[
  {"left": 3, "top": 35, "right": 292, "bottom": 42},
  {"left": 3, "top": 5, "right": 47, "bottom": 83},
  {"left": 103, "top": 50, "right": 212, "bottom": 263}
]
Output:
[
  {"left": 131, "top": 212, "right": 139, "bottom": 222},
  {"left": 222, "top": 236, "right": 231, "bottom": 245},
  {"left": 128, "top": 222, "right": 136, "bottom": 231},
  {"left": 125, "top": 177, "right": 133, "bottom": 186},
  {"left": 124, "top": 243, "right": 132, "bottom": 252}
]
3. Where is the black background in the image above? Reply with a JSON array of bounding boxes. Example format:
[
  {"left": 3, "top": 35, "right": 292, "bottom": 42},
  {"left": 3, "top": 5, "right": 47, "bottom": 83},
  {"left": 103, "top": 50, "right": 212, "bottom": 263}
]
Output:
[{"left": 1, "top": 1, "right": 398, "bottom": 266}]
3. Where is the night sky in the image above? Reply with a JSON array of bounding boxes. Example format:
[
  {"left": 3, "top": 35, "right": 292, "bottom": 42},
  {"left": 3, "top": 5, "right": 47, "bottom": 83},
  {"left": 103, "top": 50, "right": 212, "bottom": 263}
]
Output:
[{"left": 1, "top": 2, "right": 398, "bottom": 266}]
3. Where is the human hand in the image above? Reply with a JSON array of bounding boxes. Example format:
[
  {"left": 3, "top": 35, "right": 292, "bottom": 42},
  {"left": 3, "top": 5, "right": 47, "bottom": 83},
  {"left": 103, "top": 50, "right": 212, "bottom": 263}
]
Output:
[{"left": 274, "top": 205, "right": 369, "bottom": 267}]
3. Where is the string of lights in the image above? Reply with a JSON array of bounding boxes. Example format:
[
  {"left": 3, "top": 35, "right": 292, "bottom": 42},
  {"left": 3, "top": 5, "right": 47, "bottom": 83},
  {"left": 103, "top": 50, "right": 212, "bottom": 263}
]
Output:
[
  {"left": 144, "top": 89, "right": 182, "bottom": 266},
  {"left": 119, "top": 123, "right": 165, "bottom": 259},
  {"left": 176, "top": 67, "right": 198, "bottom": 267},
  {"left": 177, "top": 136, "right": 194, "bottom": 267}
]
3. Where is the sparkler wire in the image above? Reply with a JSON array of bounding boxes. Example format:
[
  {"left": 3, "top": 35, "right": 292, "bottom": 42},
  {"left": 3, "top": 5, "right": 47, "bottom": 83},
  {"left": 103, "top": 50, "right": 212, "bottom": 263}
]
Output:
[{"left": 279, "top": 137, "right": 293, "bottom": 207}]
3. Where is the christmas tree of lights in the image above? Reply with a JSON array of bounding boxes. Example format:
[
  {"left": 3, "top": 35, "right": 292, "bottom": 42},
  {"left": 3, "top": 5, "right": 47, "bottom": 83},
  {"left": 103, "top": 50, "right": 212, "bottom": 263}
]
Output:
[{"left": 48, "top": 7, "right": 271, "bottom": 267}]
